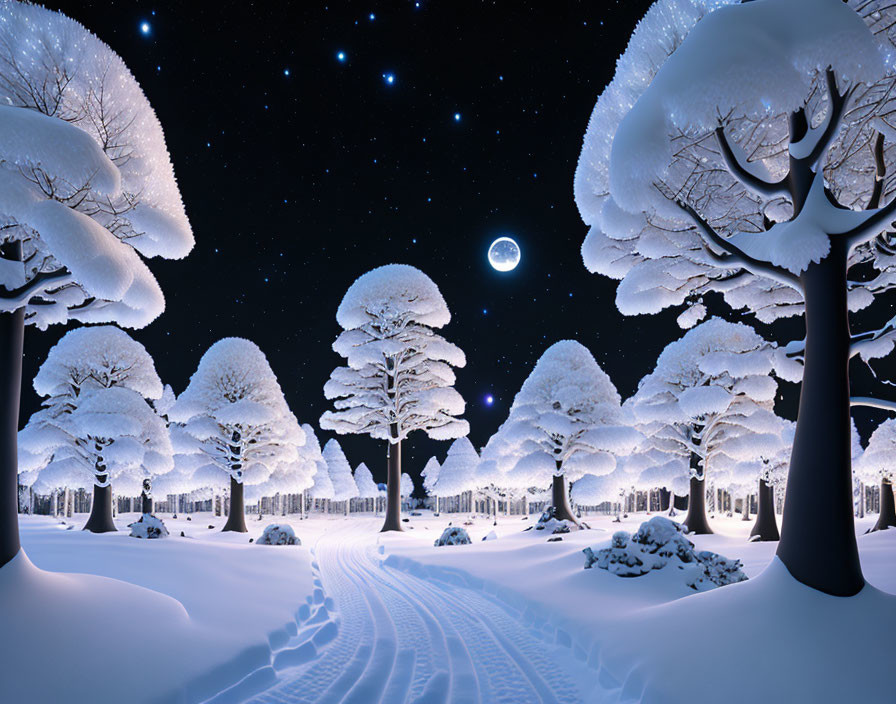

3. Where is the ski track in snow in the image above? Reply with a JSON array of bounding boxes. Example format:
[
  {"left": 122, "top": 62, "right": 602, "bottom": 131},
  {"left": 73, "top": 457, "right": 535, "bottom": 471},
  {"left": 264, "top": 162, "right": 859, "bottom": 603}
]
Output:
[{"left": 245, "top": 523, "right": 590, "bottom": 704}]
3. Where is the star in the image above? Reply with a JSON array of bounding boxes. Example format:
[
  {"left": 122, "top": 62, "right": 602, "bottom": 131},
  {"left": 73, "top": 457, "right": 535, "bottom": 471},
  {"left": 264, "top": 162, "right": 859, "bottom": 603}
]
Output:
[
  {"left": 336, "top": 51, "right": 347, "bottom": 62},
  {"left": 283, "top": 68, "right": 290, "bottom": 76},
  {"left": 383, "top": 73, "right": 395, "bottom": 85},
  {"left": 454, "top": 112, "right": 461, "bottom": 122},
  {"left": 139, "top": 21, "right": 151, "bottom": 35},
  {"left": 485, "top": 395, "right": 494, "bottom": 406}
]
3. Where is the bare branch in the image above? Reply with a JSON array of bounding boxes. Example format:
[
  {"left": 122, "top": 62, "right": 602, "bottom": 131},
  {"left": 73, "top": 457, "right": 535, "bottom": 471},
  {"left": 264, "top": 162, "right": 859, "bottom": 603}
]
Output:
[
  {"left": 715, "top": 126, "right": 787, "bottom": 198},
  {"left": 676, "top": 200, "right": 802, "bottom": 291}
]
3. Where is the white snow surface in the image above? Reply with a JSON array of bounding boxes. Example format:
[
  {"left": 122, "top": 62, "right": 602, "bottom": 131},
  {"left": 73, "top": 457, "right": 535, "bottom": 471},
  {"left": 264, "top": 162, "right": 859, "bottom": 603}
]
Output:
[
  {"left": 4, "top": 514, "right": 319, "bottom": 704},
  {"left": 6, "top": 509, "right": 895, "bottom": 704}
]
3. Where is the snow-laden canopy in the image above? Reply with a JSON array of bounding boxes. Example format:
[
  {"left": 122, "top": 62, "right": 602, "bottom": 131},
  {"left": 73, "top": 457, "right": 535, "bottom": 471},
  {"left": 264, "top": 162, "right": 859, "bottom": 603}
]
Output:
[
  {"left": 305, "top": 427, "right": 335, "bottom": 500},
  {"left": 401, "top": 472, "right": 415, "bottom": 498},
  {"left": 499, "top": 340, "right": 641, "bottom": 486},
  {"left": 571, "top": 468, "right": 630, "bottom": 506},
  {"left": 0, "top": 1, "right": 193, "bottom": 330},
  {"left": 575, "top": 0, "right": 896, "bottom": 353},
  {"left": 169, "top": 338, "right": 305, "bottom": 491},
  {"left": 33, "top": 325, "right": 163, "bottom": 401},
  {"left": 421, "top": 456, "right": 441, "bottom": 496},
  {"left": 856, "top": 418, "right": 896, "bottom": 484},
  {"left": 321, "top": 264, "right": 469, "bottom": 444},
  {"left": 630, "top": 319, "right": 781, "bottom": 488},
  {"left": 323, "top": 439, "right": 359, "bottom": 502},
  {"left": 354, "top": 463, "right": 379, "bottom": 499},
  {"left": 432, "top": 437, "right": 479, "bottom": 496},
  {"left": 19, "top": 325, "right": 171, "bottom": 492}
]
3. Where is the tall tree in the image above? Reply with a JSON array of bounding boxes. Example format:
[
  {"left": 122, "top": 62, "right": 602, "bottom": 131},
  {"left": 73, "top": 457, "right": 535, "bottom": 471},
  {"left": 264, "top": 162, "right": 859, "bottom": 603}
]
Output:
[
  {"left": 324, "top": 439, "right": 359, "bottom": 516},
  {"left": 421, "top": 456, "right": 441, "bottom": 512},
  {"left": 18, "top": 326, "right": 170, "bottom": 532},
  {"left": 321, "top": 264, "right": 469, "bottom": 532},
  {"left": 629, "top": 319, "right": 782, "bottom": 535},
  {"left": 497, "top": 340, "right": 640, "bottom": 526},
  {"left": 574, "top": 0, "right": 896, "bottom": 594},
  {"left": 0, "top": 2, "right": 192, "bottom": 567},
  {"left": 432, "top": 437, "right": 479, "bottom": 509},
  {"left": 170, "top": 338, "right": 304, "bottom": 533}
]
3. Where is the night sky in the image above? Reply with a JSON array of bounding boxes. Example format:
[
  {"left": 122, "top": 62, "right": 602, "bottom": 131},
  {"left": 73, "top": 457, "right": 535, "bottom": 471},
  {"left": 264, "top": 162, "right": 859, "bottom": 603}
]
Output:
[{"left": 20, "top": 1, "right": 892, "bottom": 489}]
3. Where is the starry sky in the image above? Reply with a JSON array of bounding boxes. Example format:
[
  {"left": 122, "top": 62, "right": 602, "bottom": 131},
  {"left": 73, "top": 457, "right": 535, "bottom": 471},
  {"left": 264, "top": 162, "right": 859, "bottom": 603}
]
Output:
[{"left": 19, "top": 1, "right": 891, "bottom": 489}]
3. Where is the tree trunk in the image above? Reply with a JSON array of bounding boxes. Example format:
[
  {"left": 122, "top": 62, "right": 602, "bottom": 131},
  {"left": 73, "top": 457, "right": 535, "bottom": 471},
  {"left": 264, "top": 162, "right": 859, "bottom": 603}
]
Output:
[
  {"left": 380, "top": 433, "right": 403, "bottom": 532},
  {"left": 550, "top": 474, "right": 581, "bottom": 526},
  {"left": 683, "top": 475, "right": 713, "bottom": 535},
  {"left": 870, "top": 479, "right": 896, "bottom": 532},
  {"left": 751, "top": 479, "right": 780, "bottom": 542},
  {"left": 84, "top": 483, "right": 116, "bottom": 533},
  {"left": 222, "top": 477, "right": 247, "bottom": 532},
  {"left": 0, "top": 239, "right": 23, "bottom": 566},
  {"left": 777, "top": 241, "right": 863, "bottom": 596},
  {"left": 141, "top": 492, "right": 153, "bottom": 515}
]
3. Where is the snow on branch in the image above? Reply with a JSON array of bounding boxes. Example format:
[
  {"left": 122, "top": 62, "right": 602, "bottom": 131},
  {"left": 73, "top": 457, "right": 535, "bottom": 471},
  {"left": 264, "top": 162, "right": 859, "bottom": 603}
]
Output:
[{"left": 851, "top": 396, "right": 896, "bottom": 412}]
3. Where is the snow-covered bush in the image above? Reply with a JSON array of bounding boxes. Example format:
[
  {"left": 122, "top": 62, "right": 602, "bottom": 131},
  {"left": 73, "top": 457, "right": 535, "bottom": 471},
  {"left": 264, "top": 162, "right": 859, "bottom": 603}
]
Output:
[
  {"left": 257, "top": 524, "right": 301, "bottom": 546},
  {"left": 128, "top": 514, "right": 168, "bottom": 540},
  {"left": 321, "top": 264, "right": 469, "bottom": 531},
  {"left": 434, "top": 526, "right": 471, "bottom": 546},
  {"left": 582, "top": 517, "right": 747, "bottom": 591},
  {"left": 534, "top": 508, "right": 574, "bottom": 534}
]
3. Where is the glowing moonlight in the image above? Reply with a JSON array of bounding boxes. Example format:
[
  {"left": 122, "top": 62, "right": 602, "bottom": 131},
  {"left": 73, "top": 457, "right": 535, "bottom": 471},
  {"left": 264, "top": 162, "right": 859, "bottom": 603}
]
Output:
[{"left": 488, "top": 237, "right": 521, "bottom": 272}]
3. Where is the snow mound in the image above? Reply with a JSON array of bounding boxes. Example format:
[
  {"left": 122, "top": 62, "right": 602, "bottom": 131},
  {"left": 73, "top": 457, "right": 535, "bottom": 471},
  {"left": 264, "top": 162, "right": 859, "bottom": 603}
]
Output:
[
  {"left": 257, "top": 524, "right": 302, "bottom": 546},
  {"left": 534, "top": 508, "right": 575, "bottom": 534},
  {"left": 583, "top": 517, "right": 747, "bottom": 590},
  {"left": 434, "top": 526, "right": 472, "bottom": 546},
  {"left": 482, "top": 531, "right": 498, "bottom": 542},
  {"left": 128, "top": 514, "right": 169, "bottom": 539}
]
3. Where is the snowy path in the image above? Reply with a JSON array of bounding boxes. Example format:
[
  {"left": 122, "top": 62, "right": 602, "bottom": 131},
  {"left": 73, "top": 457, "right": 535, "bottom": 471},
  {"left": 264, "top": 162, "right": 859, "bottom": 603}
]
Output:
[{"left": 247, "top": 523, "right": 592, "bottom": 704}]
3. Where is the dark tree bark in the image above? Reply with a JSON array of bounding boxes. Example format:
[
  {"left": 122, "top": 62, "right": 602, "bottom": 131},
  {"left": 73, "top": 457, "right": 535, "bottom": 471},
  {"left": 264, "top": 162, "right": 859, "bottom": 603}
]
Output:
[
  {"left": 141, "top": 479, "right": 153, "bottom": 515},
  {"left": 750, "top": 478, "right": 780, "bottom": 542},
  {"left": 777, "top": 240, "right": 864, "bottom": 596},
  {"left": 658, "top": 488, "right": 671, "bottom": 512},
  {"left": 380, "top": 431, "right": 403, "bottom": 532},
  {"left": 222, "top": 477, "right": 247, "bottom": 532},
  {"left": 0, "top": 240, "right": 24, "bottom": 567},
  {"left": 83, "top": 483, "right": 116, "bottom": 533},
  {"left": 683, "top": 454, "right": 713, "bottom": 534},
  {"left": 673, "top": 493, "right": 689, "bottom": 512},
  {"left": 549, "top": 473, "right": 581, "bottom": 526},
  {"left": 870, "top": 479, "right": 896, "bottom": 532}
]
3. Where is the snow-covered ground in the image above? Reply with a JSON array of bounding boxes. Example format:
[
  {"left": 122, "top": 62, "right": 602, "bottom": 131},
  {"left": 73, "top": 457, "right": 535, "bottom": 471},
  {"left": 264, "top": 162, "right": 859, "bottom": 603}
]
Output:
[{"left": 6, "top": 509, "right": 896, "bottom": 703}]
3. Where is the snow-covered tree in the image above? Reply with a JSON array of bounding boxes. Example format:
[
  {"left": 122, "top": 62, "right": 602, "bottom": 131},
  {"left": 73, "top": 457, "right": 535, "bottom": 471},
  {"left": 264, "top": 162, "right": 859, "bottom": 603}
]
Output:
[
  {"left": 575, "top": 0, "right": 896, "bottom": 594},
  {"left": 432, "top": 437, "right": 479, "bottom": 508},
  {"left": 630, "top": 319, "right": 781, "bottom": 535},
  {"left": 324, "top": 439, "right": 359, "bottom": 516},
  {"left": 401, "top": 472, "right": 414, "bottom": 501},
  {"left": 354, "top": 462, "right": 379, "bottom": 513},
  {"left": 321, "top": 264, "right": 469, "bottom": 531},
  {"left": 19, "top": 326, "right": 169, "bottom": 532},
  {"left": 857, "top": 419, "right": 896, "bottom": 531},
  {"left": 169, "top": 338, "right": 304, "bottom": 533},
  {"left": 571, "top": 468, "right": 631, "bottom": 520},
  {"left": 421, "top": 456, "right": 441, "bottom": 511},
  {"left": 0, "top": 2, "right": 192, "bottom": 566},
  {"left": 498, "top": 340, "right": 640, "bottom": 526}
]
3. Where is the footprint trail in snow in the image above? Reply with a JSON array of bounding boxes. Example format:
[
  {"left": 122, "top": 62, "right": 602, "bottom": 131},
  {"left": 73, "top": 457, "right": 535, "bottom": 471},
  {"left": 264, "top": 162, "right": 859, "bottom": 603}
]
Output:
[{"left": 248, "top": 523, "right": 590, "bottom": 704}]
